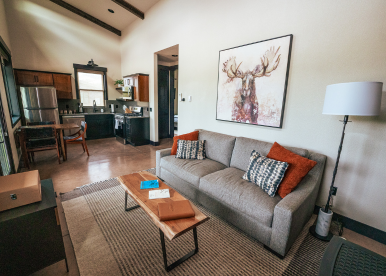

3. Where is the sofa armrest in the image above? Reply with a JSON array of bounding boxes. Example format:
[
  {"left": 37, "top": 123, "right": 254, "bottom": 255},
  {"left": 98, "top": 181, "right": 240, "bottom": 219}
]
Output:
[
  {"left": 269, "top": 152, "right": 327, "bottom": 256},
  {"left": 156, "top": 148, "right": 172, "bottom": 178}
]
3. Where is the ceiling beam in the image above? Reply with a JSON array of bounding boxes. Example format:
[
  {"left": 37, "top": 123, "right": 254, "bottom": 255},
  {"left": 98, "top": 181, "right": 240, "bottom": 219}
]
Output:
[
  {"left": 111, "top": 0, "right": 144, "bottom": 20},
  {"left": 50, "top": 0, "right": 121, "bottom": 36}
]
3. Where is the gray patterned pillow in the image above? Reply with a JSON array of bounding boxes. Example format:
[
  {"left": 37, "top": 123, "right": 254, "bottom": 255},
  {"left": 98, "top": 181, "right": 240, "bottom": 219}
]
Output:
[
  {"left": 242, "top": 150, "right": 289, "bottom": 197},
  {"left": 175, "top": 140, "right": 206, "bottom": 160}
]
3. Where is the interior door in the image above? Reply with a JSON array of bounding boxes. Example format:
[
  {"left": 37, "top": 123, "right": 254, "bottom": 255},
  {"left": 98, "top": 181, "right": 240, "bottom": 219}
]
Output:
[{"left": 158, "top": 66, "right": 170, "bottom": 139}]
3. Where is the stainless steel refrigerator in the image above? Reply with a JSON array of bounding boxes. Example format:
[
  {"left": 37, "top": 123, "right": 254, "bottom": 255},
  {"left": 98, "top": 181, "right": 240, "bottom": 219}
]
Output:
[{"left": 20, "top": 86, "right": 59, "bottom": 124}]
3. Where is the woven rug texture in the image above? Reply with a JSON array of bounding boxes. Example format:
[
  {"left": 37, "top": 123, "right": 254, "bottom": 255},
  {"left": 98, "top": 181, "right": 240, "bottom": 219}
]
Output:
[{"left": 61, "top": 168, "right": 327, "bottom": 276}]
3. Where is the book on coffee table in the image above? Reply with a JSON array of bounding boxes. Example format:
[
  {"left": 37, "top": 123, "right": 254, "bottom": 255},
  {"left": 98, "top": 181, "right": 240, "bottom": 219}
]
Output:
[
  {"left": 158, "top": 200, "right": 195, "bottom": 221},
  {"left": 149, "top": 189, "right": 170, "bottom": 199},
  {"left": 140, "top": 179, "right": 159, "bottom": 189}
]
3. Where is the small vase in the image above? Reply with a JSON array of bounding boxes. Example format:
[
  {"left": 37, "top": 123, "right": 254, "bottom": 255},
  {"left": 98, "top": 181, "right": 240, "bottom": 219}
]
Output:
[
  {"left": 118, "top": 84, "right": 123, "bottom": 88},
  {"left": 315, "top": 208, "right": 333, "bottom": 237}
]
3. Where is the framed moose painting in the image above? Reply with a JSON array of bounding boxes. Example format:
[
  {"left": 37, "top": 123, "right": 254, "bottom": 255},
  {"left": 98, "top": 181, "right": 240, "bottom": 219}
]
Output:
[{"left": 216, "top": 34, "right": 293, "bottom": 128}]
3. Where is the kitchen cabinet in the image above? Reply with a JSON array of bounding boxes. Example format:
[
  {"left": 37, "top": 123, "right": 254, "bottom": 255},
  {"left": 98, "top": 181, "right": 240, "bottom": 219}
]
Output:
[
  {"left": 14, "top": 70, "right": 54, "bottom": 86},
  {"left": 126, "top": 117, "right": 150, "bottom": 146},
  {"left": 123, "top": 73, "right": 149, "bottom": 102},
  {"left": 53, "top": 73, "right": 72, "bottom": 99},
  {"left": 0, "top": 180, "right": 66, "bottom": 276},
  {"left": 14, "top": 69, "right": 73, "bottom": 99},
  {"left": 85, "top": 114, "right": 114, "bottom": 140}
]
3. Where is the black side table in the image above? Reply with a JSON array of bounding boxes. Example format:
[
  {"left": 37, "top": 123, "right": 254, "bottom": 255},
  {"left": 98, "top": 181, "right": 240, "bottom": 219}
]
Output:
[{"left": 0, "top": 179, "right": 67, "bottom": 276}]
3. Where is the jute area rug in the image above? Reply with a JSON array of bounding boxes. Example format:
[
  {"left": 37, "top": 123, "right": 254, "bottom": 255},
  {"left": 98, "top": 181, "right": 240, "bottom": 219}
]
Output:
[{"left": 61, "top": 169, "right": 328, "bottom": 276}]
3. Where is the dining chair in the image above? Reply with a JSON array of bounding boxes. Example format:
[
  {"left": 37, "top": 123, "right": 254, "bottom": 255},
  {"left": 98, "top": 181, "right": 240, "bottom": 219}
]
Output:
[
  {"left": 27, "top": 121, "right": 56, "bottom": 126},
  {"left": 21, "top": 127, "right": 61, "bottom": 169},
  {"left": 26, "top": 121, "right": 57, "bottom": 160},
  {"left": 64, "top": 121, "right": 89, "bottom": 157}
]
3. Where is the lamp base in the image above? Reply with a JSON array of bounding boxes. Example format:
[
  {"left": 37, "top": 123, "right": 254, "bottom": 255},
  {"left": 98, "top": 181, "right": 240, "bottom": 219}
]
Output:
[{"left": 309, "top": 225, "right": 333, "bottom": 241}]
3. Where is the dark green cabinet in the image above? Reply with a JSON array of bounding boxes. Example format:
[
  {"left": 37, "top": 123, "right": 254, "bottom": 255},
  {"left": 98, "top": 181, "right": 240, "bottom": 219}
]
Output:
[
  {"left": 85, "top": 114, "right": 114, "bottom": 140},
  {"left": 0, "top": 180, "right": 66, "bottom": 276}
]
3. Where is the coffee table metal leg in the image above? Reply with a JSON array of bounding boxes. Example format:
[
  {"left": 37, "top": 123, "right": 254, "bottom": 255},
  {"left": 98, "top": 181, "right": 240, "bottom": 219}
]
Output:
[
  {"left": 159, "top": 227, "right": 199, "bottom": 272},
  {"left": 124, "top": 192, "right": 140, "bottom": 211}
]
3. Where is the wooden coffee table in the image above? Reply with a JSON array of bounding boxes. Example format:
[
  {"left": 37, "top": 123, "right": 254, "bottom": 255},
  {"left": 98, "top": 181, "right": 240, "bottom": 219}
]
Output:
[{"left": 117, "top": 171, "right": 209, "bottom": 272}]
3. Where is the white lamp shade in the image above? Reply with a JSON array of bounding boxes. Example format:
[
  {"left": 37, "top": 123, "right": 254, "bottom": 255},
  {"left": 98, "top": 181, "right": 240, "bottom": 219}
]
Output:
[{"left": 323, "top": 82, "right": 383, "bottom": 116}]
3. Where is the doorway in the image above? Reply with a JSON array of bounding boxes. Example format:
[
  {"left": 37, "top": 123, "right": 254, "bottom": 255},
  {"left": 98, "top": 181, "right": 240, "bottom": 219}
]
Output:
[{"left": 157, "top": 45, "right": 178, "bottom": 139}]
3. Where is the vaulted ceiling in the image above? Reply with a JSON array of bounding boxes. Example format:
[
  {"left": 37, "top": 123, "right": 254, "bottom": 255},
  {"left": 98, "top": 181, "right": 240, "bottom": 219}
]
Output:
[{"left": 51, "top": 0, "right": 160, "bottom": 35}]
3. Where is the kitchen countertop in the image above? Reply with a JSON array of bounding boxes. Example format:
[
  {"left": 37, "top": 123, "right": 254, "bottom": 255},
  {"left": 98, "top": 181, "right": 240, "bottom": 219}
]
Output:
[{"left": 60, "top": 113, "right": 115, "bottom": 116}]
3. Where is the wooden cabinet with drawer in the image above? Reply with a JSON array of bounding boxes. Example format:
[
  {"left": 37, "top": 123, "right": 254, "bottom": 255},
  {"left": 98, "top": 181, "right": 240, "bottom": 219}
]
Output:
[
  {"left": 123, "top": 73, "right": 149, "bottom": 102},
  {"left": 14, "top": 69, "right": 73, "bottom": 99}
]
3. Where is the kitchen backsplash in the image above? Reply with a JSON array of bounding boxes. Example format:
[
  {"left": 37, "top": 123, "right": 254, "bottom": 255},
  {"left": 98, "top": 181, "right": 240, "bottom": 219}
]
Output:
[{"left": 57, "top": 99, "right": 139, "bottom": 114}]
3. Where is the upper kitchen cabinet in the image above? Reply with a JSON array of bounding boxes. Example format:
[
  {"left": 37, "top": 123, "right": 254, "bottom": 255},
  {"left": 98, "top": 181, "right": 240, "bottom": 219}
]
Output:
[
  {"left": 14, "top": 70, "right": 53, "bottom": 86},
  {"left": 123, "top": 73, "right": 149, "bottom": 102},
  {"left": 14, "top": 69, "right": 73, "bottom": 99},
  {"left": 53, "top": 74, "right": 72, "bottom": 99}
]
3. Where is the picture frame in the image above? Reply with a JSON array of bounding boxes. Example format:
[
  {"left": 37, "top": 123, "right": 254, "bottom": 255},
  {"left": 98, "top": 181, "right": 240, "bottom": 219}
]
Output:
[{"left": 216, "top": 34, "right": 293, "bottom": 128}]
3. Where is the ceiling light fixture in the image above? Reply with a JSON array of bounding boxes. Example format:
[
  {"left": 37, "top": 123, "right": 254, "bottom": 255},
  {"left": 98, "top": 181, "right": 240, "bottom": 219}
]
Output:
[{"left": 108, "top": 9, "right": 115, "bottom": 13}]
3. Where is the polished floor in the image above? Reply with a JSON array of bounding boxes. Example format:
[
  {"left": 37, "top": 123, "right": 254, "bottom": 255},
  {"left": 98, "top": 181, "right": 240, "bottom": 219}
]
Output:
[
  {"left": 23, "top": 137, "right": 173, "bottom": 194},
  {"left": 22, "top": 137, "right": 386, "bottom": 275}
]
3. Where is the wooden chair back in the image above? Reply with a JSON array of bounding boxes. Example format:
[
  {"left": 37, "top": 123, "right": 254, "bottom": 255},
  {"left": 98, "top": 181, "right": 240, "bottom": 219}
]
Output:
[{"left": 27, "top": 121, "right": 55, "bottom": 126}]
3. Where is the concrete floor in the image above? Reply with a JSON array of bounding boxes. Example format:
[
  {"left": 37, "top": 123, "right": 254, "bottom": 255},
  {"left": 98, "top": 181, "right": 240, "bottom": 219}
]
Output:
[{"left": 24, "top": 137, "right": 386, "bottom": 275}]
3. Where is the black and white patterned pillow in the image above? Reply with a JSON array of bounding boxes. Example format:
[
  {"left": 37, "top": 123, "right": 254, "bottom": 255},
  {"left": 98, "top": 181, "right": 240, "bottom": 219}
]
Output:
[
  {"left": 242, "top": 150, "right": 288, "bottom": 197},
  {"left": 175, "top": 140, "right": 206, "bottom": 160}
]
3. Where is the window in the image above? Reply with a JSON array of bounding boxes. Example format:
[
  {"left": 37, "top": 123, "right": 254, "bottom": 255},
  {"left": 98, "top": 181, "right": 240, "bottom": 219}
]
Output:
[
  {"left": 0, "top": 39, "right": 21, "bottom": 127},
  {"left": 78, "top": 71, "right": 104, "bottom": 106},
  {"left": 74, "top": 64, "right": 108, "bottom": 107}
]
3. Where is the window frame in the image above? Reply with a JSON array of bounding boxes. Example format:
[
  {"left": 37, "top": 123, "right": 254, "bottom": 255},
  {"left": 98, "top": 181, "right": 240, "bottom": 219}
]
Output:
[
  {"left": 73, "top": 63, "right": 108, "bottom": 107},
  {"left": 0, "top": 36, "right": 21, "bottom": 128}
]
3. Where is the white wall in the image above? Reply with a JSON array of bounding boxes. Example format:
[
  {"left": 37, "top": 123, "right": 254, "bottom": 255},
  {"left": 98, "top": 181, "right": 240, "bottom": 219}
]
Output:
[
  {"left": 4, "top": 0, "right": 122, "bottom": 99},
  {"left": 121, "top": 0, "right": 386, "bottom": 232},
  {"left": 0, "top": 0, "right": 22, "bottom": 172}
]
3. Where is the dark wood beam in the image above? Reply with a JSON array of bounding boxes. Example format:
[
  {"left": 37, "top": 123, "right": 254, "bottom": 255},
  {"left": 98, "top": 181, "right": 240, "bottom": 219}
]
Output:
[
  {"left": 111, "top": 0, "right": 144, "bottom": 20},
  {"left": 50, "top": 0, "right": 121, "bottom": 36}
]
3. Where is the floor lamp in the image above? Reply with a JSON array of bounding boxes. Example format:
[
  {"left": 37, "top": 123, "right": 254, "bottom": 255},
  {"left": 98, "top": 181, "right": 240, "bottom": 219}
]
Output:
[{"left": 310, "top": 81, "right": 383, "bottom": 241}]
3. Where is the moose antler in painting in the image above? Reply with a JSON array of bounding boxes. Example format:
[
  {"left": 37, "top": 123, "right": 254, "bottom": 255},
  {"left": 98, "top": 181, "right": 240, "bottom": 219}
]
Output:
[
  {"left": 252, "top": 46, "right": 281, "bottom": 78},
  {"left": 222, "top": 57, "right": 244, "bottom": 81},
  {"left": 222, "top": 46, "right": 281, "bottom": 81}
]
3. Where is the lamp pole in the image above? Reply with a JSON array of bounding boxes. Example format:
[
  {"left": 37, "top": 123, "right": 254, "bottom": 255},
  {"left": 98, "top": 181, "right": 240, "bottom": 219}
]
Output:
[{"left": 324, "top": 115, "right": 349, "bottom": 213}]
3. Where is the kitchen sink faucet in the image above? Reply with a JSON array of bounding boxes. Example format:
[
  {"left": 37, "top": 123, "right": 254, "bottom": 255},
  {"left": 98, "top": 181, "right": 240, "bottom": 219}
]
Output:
[{"left": 93, "top": 100, "right": 97, "bottom": 113}]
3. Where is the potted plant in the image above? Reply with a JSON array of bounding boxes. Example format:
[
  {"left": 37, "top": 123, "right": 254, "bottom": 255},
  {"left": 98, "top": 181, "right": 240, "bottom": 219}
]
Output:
[{"left": 114, "top": 79, "right": 124, "bottom": 88}]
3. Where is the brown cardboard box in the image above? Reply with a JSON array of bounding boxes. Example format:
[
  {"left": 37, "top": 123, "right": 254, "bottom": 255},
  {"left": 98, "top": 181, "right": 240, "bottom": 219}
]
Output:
[{"left": 0, "top": 170, "right": 41, "bottom": 212}]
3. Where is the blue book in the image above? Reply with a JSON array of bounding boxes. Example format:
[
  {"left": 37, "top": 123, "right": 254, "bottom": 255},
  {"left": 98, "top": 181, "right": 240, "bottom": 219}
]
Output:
[{"left": 140, "top": 179, "right": 159, "bottom": 189}]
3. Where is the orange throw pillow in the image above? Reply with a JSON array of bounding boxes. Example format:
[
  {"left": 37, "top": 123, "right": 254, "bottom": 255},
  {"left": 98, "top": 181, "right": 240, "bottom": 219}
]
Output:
[
  {"left": 171, "top": 131, "right": 199, "bottom": 155},
  {"left": 267, "top": 142, "right": 317, "bottom": 198}
]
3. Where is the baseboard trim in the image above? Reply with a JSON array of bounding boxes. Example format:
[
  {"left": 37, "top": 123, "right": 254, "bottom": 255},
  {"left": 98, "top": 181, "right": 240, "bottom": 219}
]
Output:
[
  {"left": 150, "top": 141, "right": 159, "bottom": 146},
  {"left": 314, "top": 205, "right": 386, "bottom": 245}
]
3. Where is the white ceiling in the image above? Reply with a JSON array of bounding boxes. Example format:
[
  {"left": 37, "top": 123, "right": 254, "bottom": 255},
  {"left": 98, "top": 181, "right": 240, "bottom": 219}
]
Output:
[{"left": 65, "top": 0, "right": 160, "bottom": 31}]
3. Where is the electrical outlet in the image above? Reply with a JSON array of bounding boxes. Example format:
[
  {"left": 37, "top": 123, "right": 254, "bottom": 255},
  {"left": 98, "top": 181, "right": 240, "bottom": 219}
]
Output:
[{"left": 331, "top": 186, "right": 338, "bottom": 196}]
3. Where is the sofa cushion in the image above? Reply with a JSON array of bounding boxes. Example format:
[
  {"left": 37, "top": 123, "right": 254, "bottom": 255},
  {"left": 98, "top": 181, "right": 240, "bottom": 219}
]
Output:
[
  {"left": 171, "top": 130, "right": 199, "bottom": 155},
  {"left": 230, "top": 137, "right": 309, "bottom": 171},
  {"left": 242, "top": 150, "right": 289, "bottom": 197},
  {"left": 200, "top": 167, "right": 281, "bottom": 227},
  {"left": 160, "top": 155, "right": 226, "bottom": 188},
  {"left": 176, "top": 140, "right": 206, "bottom": 160},
  {"left": 198, "top": 130, "right": 236, "bottom": 167}
]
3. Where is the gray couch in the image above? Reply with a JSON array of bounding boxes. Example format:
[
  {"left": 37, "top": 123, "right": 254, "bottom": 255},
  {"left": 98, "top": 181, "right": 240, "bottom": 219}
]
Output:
[{"left": 156, "top": 130, "right": 326, "bottom": 257}]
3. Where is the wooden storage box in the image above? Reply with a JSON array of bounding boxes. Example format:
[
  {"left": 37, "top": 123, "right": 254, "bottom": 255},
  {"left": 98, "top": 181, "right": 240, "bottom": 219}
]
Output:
[{"left": 0, "top": 170, "right": 41, "bottom": 212}]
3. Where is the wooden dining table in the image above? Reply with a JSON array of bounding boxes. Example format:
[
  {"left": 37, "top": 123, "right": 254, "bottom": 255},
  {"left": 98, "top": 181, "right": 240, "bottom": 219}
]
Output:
[{"left": 19, "top": 123, "right": 80, "bottom": 161}]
